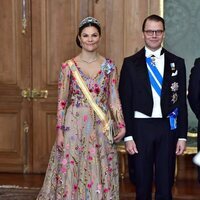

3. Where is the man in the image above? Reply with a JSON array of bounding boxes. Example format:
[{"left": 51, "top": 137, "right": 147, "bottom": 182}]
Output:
[
  {"left": 119, "top": 15, "right": 188, "bottom": 200},
  {"left": 188, "top": 58, "right": 200, "bottom": 181}
]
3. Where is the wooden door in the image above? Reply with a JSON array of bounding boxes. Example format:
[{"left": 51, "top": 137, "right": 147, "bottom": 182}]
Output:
[
  {"left": 92, "top": 0, "right": 163, "bottom": 69},
  {"left": 0, "top": 0, "right": 32, "bottom": 172},
  {"left": 0, "top": 0, "right": 162, "bottom": 173},
  {"left": 31, "top": 0, "right": 84, "bottom": 172}
]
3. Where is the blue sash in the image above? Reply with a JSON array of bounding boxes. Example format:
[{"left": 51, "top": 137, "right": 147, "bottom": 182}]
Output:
[
  {"left": 146, "top": 57, "right": 163, "bottom": 96},
  {"left": 168, "top": 108, "right": 178, "bottom": 130}
]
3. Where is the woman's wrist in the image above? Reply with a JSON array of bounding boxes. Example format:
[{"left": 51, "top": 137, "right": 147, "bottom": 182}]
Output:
[{"left": 117, "top": 122, "right": 125, "bottom": 129}]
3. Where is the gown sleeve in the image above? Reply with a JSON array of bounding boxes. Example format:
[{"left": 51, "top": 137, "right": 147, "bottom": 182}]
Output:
[
  {"left": 108, "top": 62, "right": 125, "bottom": 130},
  {"left": 56, "top": 61, "right": 71, "bottom": 130}
]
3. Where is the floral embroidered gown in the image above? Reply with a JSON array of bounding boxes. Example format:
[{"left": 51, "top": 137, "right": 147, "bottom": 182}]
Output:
[{"left": 36, "top": 58, "right": 125, "bottom": 200}]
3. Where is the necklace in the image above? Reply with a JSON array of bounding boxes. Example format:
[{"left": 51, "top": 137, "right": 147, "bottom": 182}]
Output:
[{"left": 79, "top": 55, "right": 98, "bottom": 64}]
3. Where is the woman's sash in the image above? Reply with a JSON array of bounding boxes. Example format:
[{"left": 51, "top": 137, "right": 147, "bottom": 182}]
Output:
[{"left": 67, "top": 60, "right": 116, "bottom": 144}]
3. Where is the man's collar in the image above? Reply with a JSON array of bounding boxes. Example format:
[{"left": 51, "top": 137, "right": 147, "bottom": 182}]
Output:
[{"left": 145, "top": 47, "right": 163, "bottom": 58}]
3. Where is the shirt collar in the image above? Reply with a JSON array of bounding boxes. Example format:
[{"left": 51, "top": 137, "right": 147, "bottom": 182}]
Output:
[{"left": 145, "top": 47, "right": 162, "bottom": 58}]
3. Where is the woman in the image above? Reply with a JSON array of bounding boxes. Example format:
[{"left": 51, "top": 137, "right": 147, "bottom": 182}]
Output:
[{"left": 37, "top": 16, "right": 125, "bottom": 200}]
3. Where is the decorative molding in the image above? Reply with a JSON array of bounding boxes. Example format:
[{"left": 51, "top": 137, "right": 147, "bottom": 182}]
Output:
[{"left": 160, "top": 0, "right": 164, "bottom": 17}]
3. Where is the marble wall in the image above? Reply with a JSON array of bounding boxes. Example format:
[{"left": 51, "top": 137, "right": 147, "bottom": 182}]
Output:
[{"left": 164, "top": 0, "right": 200, "bottom": 130}]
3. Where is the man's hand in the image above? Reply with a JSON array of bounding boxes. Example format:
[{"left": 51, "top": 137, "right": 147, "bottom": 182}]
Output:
[
  {"left": 125, "top": 140, "right": 138, "bottom": 155},
  {"left": 176, "top": 140, "right": 186, "bottom": 155}
]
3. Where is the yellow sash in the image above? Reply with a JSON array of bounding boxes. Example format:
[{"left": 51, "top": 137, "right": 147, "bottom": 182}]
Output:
[{"left": 67, "top": 60, "right": 115, "bottom": 144}]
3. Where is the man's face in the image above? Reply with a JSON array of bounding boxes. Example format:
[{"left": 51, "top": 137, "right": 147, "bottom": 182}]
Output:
[{"left": 142, "top": 19, "right": 165, "bottom": 51}]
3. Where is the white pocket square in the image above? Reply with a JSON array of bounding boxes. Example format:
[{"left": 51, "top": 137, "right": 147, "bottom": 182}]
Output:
[
  {"left": 193, "top": 152, "right": 200, "bottom": 166},
  {"left": 172, "top": 70, "right": 178, "bottom": 76}
]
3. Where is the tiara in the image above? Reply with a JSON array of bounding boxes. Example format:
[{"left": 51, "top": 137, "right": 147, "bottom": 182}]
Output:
[{"left": 79, "top": 17, "right": 100, "bottom": 28}]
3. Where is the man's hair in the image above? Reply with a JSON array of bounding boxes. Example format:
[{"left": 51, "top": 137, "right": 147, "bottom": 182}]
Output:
[{"left": 142, "top": 14, "right": 165, "bottom": 32}]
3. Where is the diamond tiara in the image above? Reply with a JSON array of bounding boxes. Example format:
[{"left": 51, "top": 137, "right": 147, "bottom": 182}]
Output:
[{"left": 79, "top": 17, "right": 100, "bottom": 28}]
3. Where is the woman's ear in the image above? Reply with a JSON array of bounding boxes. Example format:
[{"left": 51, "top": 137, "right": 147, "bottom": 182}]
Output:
[{"left": 78, "top": 35, "right": 81, "bottom": 45}]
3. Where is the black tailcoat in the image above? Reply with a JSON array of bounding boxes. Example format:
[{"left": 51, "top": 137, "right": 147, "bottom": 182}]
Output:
[
  {"left": 119, "top": 47, "right": 188, "bottom": 196},
  {"left": 188, "top": 58, "right": 200, "bottom": 182},
  {"left": 119, "top": 47, "right": 188, "bottom": 140}
]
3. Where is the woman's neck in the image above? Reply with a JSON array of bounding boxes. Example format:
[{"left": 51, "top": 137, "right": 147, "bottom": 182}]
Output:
[{"left": 79, "top": 51, "right": 99, "bottom": 64}]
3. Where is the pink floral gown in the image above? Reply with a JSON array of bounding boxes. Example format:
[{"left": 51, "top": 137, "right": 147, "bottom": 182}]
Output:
[{"left": 36, "top": 58, "right": 125, "bottom": 200}]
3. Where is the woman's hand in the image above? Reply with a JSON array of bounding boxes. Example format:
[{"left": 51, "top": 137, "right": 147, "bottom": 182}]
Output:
[
  {"left": 114, "top": 127, "right": 126, "bottom": 143},
  {"left": 56, "top": 131, "right": 64, "bottom": 151}
]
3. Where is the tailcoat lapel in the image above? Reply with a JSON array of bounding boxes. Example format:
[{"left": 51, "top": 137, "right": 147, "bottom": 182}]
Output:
[
  {"left": 161, "top": 49, "right": 171, "bottom": 100},
  {"left": 135, "top": 48, "right": 152, "bottom": 95}
]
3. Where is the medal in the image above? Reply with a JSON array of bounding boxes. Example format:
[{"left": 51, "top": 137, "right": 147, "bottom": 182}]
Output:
[
  {"left": 171, "top": 93, "right": 178, "bottom": 104},
  {"left": 170, "top": 62, "right": 176, "bottom": 71}
]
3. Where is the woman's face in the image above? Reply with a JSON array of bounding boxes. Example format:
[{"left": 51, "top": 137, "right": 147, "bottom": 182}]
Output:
[{"left": 78, "top": 26, "right": 101, "bottom": 52}]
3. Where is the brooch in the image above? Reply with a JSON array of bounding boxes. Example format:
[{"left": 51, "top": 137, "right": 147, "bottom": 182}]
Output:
[
  {"left": 171, "top": 82, "right": 179, "bottom": 92},
  {"left": 103, "top": 61, "right": 114, "bottom": 75}
]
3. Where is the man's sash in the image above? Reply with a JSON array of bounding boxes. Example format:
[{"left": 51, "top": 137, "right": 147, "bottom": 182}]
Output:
[{"left": 146, "top": 56, "right": 163, "bottom": 96}]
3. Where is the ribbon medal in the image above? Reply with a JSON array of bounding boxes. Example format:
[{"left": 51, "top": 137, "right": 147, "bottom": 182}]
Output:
[{"left": 170, "top": 62, "right": 176, "bottom": 71}]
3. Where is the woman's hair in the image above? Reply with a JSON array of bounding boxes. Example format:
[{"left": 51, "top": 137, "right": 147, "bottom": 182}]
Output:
[{"left": 76, "top": 17, "right": 101, "bottom": 48}]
